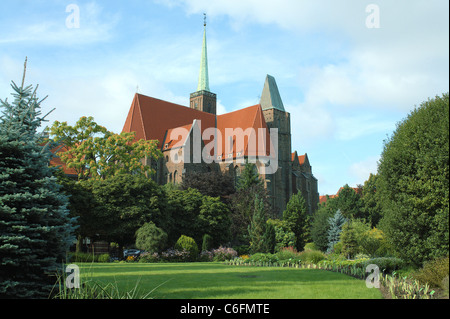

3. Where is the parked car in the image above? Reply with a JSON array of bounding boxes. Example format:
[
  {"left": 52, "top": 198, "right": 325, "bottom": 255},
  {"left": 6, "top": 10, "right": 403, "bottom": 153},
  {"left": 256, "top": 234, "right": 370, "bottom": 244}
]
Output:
[{"left": 123, "top": 249, "right": 141, "bottom": 259}]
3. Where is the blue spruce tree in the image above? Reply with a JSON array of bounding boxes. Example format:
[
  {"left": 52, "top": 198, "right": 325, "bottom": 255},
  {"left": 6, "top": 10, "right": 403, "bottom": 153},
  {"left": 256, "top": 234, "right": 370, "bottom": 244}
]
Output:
[
  {"left": 327, "top": 209, "right": 347, "bottom": 253},
  {"left": 0, "top": 59, "right": 77, "bottom": 298}
]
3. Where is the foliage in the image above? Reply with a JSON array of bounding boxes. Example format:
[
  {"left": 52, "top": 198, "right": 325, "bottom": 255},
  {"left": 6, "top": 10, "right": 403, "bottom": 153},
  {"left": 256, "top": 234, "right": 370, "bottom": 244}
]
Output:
[
  {"left": 201, "top": 234, "right": 213, "bottom": 252},
  {"left": 327, "top": 209, "right": 347, "bottom": 253},
  {"left": 211, "top": 246, "right": 238, "bottom": 261},
  {"left": 236, "top": 161, "right": 263, "bottom": 191},
  {"left": 229, "top": 180, "right": 271, "bottom": 246},
  {"left": 262, "top": 221, "right": 276, "bottom": 253},
  {"left": 180, "top": 170, "right": 235, "bottom": 202},
  {"left": 304, "top": 243, "right": 317, "bottom": 251},
  {"left": 248, "top": 196, "right": 268, "bottom": 254},
  {"left": 174, "top": 235, "right": 199, "bottom": 261},
  {"left": 47, "top": 116, "right": 162, "bottom": 180},
  {"left": 310, "top": 204, "right": 334, "bottom": 252},
  {"left": 412, "top": 255, "right": 449, "bottom": 289},
  {"left": 299, "top": 250, "right": 326, "bottom": 265},
  {"left": 82, "top": 174, "right": 166, "bottom": 247},
  {"left": 135, "top": 222, "right": 168, "bottom": 253},
  {"left": 276, "top": 246, "right": 298, "bottom": 261},
  {"left": 360, "top": 173, "right": 382, "bottom": 227},
  {"left": 283, "top": 192, "right": 310, "bottom": 251},
  {"left": 267, "top": 219, "right": 296, "bottom": 252},
  {"left": 340, "top": 222, "right": 358, "bottom": 259},
  {"left": 0, "top": 61, "right": 76, "bottom": 298},
  {"left": 361, "top": 257, "right": 405, "bottom": 274},
  {"left": 377, "top": 93, "right": 449, "bottom": 266}
]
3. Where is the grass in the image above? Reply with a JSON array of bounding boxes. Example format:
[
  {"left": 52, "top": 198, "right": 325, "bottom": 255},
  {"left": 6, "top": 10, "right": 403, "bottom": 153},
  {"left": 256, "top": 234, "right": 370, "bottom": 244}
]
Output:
[{"left": 75, "top": 262, "right": 382, "bottom": 299}]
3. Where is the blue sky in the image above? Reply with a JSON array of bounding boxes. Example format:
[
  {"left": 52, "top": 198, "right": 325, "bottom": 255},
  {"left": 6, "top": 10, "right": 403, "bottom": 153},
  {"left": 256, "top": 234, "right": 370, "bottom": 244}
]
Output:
[{"left": 1, "top": 0, "right": 449, "bottom": 195}]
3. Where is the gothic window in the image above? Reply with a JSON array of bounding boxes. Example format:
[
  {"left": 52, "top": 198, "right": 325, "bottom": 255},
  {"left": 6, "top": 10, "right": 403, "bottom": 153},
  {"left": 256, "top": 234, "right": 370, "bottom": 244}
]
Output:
[{"left": 174, "top": 170, "right": 178, "bottom": 184}]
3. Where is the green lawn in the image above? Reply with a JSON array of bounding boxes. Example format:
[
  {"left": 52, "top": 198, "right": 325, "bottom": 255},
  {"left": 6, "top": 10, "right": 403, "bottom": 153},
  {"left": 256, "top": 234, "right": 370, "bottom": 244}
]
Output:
[{"left": 76, "top": 262, "right": 382, "bottom": 299}]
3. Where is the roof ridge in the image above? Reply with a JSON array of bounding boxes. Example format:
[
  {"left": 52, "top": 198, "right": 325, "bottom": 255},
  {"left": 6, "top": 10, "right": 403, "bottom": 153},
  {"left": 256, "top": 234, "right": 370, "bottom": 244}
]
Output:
[{"left": 136, "top": 94, "right": 147, "bottom": 140}]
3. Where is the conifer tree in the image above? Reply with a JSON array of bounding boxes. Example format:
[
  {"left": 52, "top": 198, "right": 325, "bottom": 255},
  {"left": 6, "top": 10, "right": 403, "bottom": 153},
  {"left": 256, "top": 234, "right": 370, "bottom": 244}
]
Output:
[
  {"left": 0, "top": 59, "right": 76, "bottom": 298},
  {"left": 326, "top": 209, "right": 347, "bottom": 253},
  {"left": 283, "top": 192, "right": 310, "bottom": 251},
  {"left": 248, "top": 196, "right": 267, "bottom": 253}
]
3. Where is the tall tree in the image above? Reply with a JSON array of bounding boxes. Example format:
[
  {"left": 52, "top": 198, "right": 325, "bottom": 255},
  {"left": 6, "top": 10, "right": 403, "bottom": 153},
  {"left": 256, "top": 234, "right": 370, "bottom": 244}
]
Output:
[
  {"left": 47, "top": 116, "right": 161, "bottom": 180},
  {"left": 327, "top": 209, "right": 347, "bottom": 253},
  {"left": 378, "top": 93, "right": 449, "bottom": 266},
  {"left": 0, "top": 60, "right": 76, "bottom": 298},
  {"left": 283, "top": 192, "right": 310, "bottom": 251},
  {"left": 248, "top": 196, "right": 267, "bottom": 254}
]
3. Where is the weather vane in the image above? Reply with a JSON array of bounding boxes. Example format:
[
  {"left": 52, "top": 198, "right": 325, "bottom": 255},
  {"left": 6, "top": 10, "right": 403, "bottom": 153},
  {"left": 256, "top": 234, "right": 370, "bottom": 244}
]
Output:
[{"left": 203, "top": 13, "right": 206, "bottom": 26}]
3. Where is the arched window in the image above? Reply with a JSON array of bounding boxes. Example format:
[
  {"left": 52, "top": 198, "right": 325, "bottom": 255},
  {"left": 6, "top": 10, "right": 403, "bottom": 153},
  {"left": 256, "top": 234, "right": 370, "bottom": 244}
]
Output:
[
  {"left": 173, "top": 170, "right": 178, "bottom": 184},
  {"left": 169, "top": 172, "right": 172, "bottom": 184}
]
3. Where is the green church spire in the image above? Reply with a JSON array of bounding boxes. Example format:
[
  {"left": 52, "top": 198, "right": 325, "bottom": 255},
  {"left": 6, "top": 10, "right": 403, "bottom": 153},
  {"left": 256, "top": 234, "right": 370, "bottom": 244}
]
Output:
[{"left": 197, "top": 13, "right": 210, "bottom": 92}]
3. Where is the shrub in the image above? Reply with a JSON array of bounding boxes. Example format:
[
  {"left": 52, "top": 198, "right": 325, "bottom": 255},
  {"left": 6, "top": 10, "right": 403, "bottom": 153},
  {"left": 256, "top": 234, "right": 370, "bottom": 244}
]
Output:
[
  {"left": 304, "top": 243, "right": 318, "bottom": 251},
  {"left": 174, "top": 235, "right": 199, "bottom": 261},
  {"left": 199, "top": 250, "right": 214, "bottom": 262},
  {"left": 135, "top": 222, "right": 168, "bottom": 253},
  {"left": 276, "top": 247, "right": 299, "bottom": 262},
  {"left": 98, "top": 254, "right": 110, "bottom": 263},
  {"left": 362, "top": 257, "right": 405, "bottom": 274},
  {"left": 247, "top": 253, "right": 279, "bottom": 264},
  {"left": 201, "top": 234, "right": 213, "bottom": 252},
  {"left": 212, "top": 246, "right": 238, "bottom": 261},
  {"left": 161, "top": 248, "right": 191, "bottom": 262},
  {"left": 139, "top": 252, "right": 160, "bottom": 263},
  {"left": 233, "top": 245, "right": 250, "bottom": 256},
  {"left": 299, "top": 250, "right": 326, "bottom": 264},
  {"left": 413, "top": 255, "right": 449, "bottom": 289}
]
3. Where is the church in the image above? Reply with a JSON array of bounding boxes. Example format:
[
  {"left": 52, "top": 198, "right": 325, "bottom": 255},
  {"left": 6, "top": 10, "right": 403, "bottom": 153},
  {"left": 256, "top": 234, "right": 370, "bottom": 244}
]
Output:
[{"left": 121, "top": 19, "right": 319, "bottom": 216}]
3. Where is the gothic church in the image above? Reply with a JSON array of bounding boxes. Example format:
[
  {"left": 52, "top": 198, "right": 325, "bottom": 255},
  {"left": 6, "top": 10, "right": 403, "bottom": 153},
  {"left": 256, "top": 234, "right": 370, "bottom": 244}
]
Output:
[{"left": 121, "top": 20, "right": 319, "bottom": 216}]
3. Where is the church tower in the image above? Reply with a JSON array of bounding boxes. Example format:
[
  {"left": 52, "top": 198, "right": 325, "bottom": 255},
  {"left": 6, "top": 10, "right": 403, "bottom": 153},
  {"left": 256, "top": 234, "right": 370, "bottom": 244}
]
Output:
[
  {"left": 260, "top": 74, "right": 292, "bottom": 215},
  {"left": 190, "top": 14, "right": 217, "bottom": 115}
]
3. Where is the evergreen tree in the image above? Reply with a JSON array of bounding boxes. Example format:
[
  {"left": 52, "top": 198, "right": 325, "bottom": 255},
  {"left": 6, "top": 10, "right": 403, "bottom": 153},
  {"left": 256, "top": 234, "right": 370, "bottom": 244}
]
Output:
[
  {"left": 248, "top": 196, "right": 267, "bottom": 253},
  {"left": 326, "top": 209, "right": 347, "bottom": 253},
  {"left": 0, "top": 60, "right": 76, "bottom": 298},
  {"left": 283, "top": 192, "right": 310, "bottom": 251},
  {"left": 236, "top": 161, "right": 263, "bottom": 191}
]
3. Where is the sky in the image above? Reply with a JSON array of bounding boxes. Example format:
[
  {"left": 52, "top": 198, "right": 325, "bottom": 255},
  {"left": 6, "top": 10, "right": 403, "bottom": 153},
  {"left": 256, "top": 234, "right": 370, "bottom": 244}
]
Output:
[{"left": 0, "top": 0, "right": 448, "bottom": 196}]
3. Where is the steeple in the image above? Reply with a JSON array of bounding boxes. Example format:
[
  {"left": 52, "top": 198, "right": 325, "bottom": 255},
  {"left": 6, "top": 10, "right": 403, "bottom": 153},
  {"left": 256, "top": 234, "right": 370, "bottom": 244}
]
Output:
[
  {"left": 260, "top": 74, "right": 285, "bottom": 111},
  {"left": 197, "top": 13, "right": 210, "bottom": 91},
  {"left": 190, "top": 13, "right": 217, "bottom": 115}
]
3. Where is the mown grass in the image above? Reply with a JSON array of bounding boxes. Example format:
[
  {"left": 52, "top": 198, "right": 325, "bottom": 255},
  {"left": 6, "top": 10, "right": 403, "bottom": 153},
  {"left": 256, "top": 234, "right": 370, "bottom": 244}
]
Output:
[{"left": 76, "top": 262, "right": 382, "bottom": 299}]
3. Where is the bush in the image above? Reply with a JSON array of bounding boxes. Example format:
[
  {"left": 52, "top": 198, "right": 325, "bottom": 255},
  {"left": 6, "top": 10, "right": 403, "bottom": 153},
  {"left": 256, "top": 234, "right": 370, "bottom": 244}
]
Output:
[
  {"left": 304, "top": 243, "right": 318, "bottom": 251},
  {"left": 413, "top": 255, "right": 449, "bottom": 289},
  {"left": 247, "top": 253, "right": 279, "bottom": 264},
  {"left": 174, "top": 235, "right": 199, "bottom": 261},
  {"left": 97, "top": 254, "right": 110, "bottom": 263},
  {"left": 138, "top": 252, "right": 160, "bottom": 263},
  {"left": 135, "top": 222, "right": 168, "bottom": 253},
  {"left": 212, "top": 246, "right": 238, "bottom": 261},
  {"left": 362, "top": 257, "right": 405, "bottom": 274},
  {"left": 202, "top": 234, "right": 213, "bottom": 252},
  {"left": 299, "top": 250, "right": 326, "bottom": 264},
  {"left": 276, "top": 247, "right": 299, "bottom": 262}
]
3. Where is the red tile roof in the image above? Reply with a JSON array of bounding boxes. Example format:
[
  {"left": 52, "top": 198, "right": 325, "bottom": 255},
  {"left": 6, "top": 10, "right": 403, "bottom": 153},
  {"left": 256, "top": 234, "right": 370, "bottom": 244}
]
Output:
[{"left": 123, "top": 93, "right": 273, "bottom": 160}]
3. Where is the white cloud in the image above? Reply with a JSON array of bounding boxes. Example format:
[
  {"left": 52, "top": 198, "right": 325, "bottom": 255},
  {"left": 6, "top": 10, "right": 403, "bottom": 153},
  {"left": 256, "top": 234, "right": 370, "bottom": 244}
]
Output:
[
  {"left": 0, "top": 2, "right": 119, "bottom": 46},
  {"left": 348, "top": 155, "right": 379, "bottom": 185}
]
